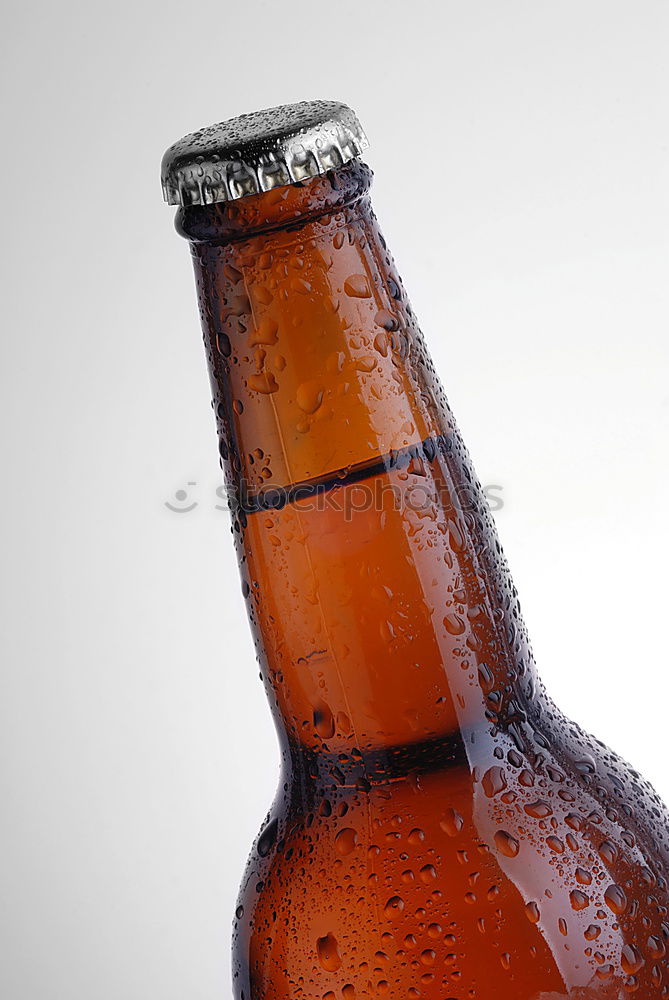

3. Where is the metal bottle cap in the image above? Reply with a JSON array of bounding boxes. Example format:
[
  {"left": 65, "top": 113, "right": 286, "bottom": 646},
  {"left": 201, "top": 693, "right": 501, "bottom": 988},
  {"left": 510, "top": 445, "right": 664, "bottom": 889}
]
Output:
[{"left": 161, "top": 100, "right": 369, "bottom": 208}]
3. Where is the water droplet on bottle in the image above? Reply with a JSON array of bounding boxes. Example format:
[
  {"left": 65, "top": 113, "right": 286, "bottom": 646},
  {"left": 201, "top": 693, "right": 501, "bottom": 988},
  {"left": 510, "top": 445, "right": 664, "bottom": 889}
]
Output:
[
  {"left": 248, "top": 372, "right": 278, "bottom": 394},
  {"left": 313, "top": 701, "right": 335, "bottom": 739},
  {"left": 440, "top": 809, "right": 464, "bottom": 837},
  {"left": 563, "top": 812, "right": 582, "bottom": 831},
  {"left": 335, "top": 828, "right": 358, "bottom": 856},
  {"left": 257, "top": 817, "right": 278, "bottom": 857},
  {"left": 570, "top": 890, "right": 589, "bottom": 911},
  {"left": 249, "top": 316, "right": 278, "bottom": 346},
  {"left": 317, "top": 933, "right": 341, "bottom": 972},
  {"left": 291, "top": 277, "right": 312, "bottom": 295},
  {"left": 344, "top": 274, "right": 371, "bottom": 298},
  {"left": 494, "top": 830, "right": 519, "bottom": 858},
  {"left": 384, "top": 895, "right": 404, "bottom": 917},
  {"left": 374, "top": 309, "right": 399, "bottom": 331},
  {"left": 598, "top": 840, "right": 618, "bottom": 866},
  {"left": 216, "top": 332, "right": 232, "bottom": 357},
  {"left": 296, "top": 380, "right": 325, "bottom": 414},
  {"left": 648, "top": 935, "right": 666, "bottom": 959},
  {"left": 477, "top": 663, "right": 494, "bottom": 694},
  {"left": 373, "top": 331, "right": 389, "bottom": 357},
  {"left": 354, "top": 355, "right": 377, "bottom": 373},
  {"left": 224, "top": 264, "right": 243, "bottom": 284},
  {"left": 524, "top": 800, "right": 552, "bottom": 818},
  {"left": 604, "top": 883, "right": 628, "bottom": 915},
  {"left": 620, "top": 943, "right": 644, "bottom": 975},
  {"left": 443, "top": 613, "right": 465, "bottom": 636},
  {"left": 419, "top": 864, "right": 437, "bottom": 883},
  {"left": 575, "top": 867, "right": 593, "bottom": 885},
  {"left": 228, "top": 293, "right": 250, "bottom": 316},
  {"left": 482, "top": 766, "right": 507, "bottom": 798}
]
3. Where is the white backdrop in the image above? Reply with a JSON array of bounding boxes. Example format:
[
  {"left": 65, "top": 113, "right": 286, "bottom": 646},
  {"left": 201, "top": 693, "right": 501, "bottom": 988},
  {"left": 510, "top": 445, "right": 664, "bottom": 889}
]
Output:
[{"left": 1, "top": 2, "right": 668, "bottom": 998}]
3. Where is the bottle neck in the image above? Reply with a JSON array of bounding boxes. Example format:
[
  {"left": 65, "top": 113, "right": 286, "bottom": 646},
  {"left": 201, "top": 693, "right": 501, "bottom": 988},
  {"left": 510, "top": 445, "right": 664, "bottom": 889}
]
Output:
[
  {"left": 179, "top": 163, "right": 447, "bottom": 501},
  {"left": 180, "top": 163, "right": 535, "bottom": 760}
]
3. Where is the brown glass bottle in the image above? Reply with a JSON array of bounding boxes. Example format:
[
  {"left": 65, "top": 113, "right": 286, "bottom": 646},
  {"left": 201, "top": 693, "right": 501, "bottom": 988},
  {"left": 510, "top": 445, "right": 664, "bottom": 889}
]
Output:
[{"left": 167, "top": 106, "right": 669, "bottom": 999}]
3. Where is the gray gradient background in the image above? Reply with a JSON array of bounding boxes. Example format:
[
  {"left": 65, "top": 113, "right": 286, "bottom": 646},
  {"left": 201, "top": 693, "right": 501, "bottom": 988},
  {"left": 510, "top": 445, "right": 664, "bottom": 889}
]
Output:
[{"left": 1, "top": 1, "right": 668, "bottom": 997}]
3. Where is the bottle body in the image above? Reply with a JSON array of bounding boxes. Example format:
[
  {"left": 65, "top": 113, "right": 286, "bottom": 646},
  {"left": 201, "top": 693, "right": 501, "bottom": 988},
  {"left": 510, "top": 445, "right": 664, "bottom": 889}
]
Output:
[{"left": 179, "top": 162, "right": 669, "bottom": 999}]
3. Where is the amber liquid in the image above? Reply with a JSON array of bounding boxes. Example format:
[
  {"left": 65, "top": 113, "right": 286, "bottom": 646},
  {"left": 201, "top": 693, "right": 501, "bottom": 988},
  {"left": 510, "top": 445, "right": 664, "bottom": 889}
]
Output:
[{"left": 177, "top": 161, "right": 669, "bottom": 999}]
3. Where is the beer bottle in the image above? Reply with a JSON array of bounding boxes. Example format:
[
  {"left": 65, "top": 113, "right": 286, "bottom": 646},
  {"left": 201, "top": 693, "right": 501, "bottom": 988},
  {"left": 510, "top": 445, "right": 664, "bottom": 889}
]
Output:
[{"left": 162, "top": 101, "right": 669, "bottom": 999}]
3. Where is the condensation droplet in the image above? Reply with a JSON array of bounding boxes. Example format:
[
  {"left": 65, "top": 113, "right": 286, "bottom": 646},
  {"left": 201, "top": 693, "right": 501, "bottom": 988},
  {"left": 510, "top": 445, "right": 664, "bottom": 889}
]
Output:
[
  {"left": 482, "top": 766, "right": 507, "bottom": 798},
  {"left": 598, "top": 841, "right": 618, "bottom": 866},
  {"left": 494, "top": 830, "right": 520, "bottom": 858},
  {"left": 344, "top": 274, "right": 371, "bottom": 298},
  {"left": 570, "top": 890, "right": 590, "bottom": 911},
  {"left": 604, "top": 883, "right": 628, "bottom": 915},
  {"left": 313, "top": 701, "right": 335, "bottom": 739},
  {"left": 440, "top": 809, "right": 464, "bottom": 837},
  {"left": 335, "top": 828, "right": 358, "bottom": 857},
  {"left": 248, "top": 372, "right": 278, "bottom": 394},
  {"left": 296, "top": 380, "right": 325, "bottom": 414},
  {"left": 257, "top": 817, "right": 278, "bottom": 857},
  {"left": 524, "top": 800, "right": 552, "bottom": 819},
  {"left": 419, "top": 864, "right": 437, "bottom": 883},
  {"left": 374, "top": 308, "right": 399, "bottom": 331},
  {"left": 621, "top": 943, "right": 644, "bottom": 976},
  {"left": 443, "top": 613, "right": 465, "bottom": 636},
  {"left": 384, "top": 895, "right": 405, "bottom": 918},
  {"left": 317, "top": 933, "right": 341, "bottom": 972},
  {"left": 249, "top": 316, "right": 278, "bottom": 347}
]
